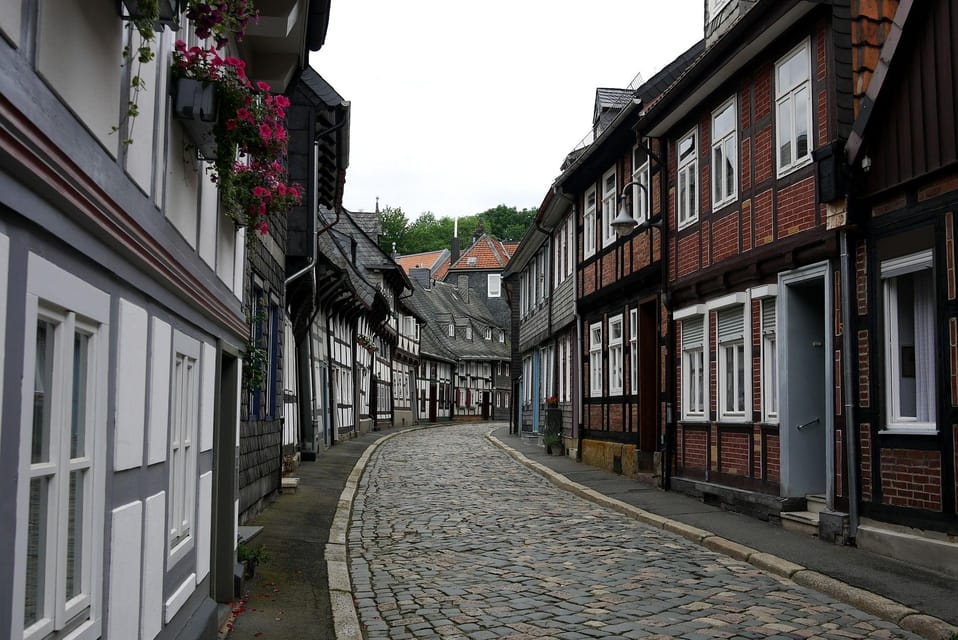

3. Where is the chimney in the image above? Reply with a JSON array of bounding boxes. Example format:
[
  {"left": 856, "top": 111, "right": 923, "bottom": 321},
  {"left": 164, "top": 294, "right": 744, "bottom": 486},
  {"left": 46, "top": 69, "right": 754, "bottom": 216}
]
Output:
[
  {"left": 451, "top": 236, "right": 460, "bottom": 266},
  {"left": 410, "top": 268, "right": 431, "bottom": 290}
]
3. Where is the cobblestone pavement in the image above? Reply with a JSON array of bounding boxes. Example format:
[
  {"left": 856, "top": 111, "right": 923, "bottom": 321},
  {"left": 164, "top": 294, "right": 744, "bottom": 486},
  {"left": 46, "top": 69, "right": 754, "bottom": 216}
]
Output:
[{"left": 348, "top": 424, "right": 921, "bottom": 640}]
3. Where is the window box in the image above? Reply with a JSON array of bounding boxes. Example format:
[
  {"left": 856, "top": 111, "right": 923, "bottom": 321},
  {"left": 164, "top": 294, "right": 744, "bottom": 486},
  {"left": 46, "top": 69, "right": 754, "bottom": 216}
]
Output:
[
  {"left": 121, "top": 0, "right": 180, "bottom": 30},
  {"left": 171, "top": 77, "right": 219, "bottom": 160}
]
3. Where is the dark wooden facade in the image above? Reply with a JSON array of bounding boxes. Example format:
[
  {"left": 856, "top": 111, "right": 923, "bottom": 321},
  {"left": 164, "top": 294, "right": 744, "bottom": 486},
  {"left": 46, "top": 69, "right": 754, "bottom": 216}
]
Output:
[{"left": 847, "top": 0, "right": 958, "bottom": 533}]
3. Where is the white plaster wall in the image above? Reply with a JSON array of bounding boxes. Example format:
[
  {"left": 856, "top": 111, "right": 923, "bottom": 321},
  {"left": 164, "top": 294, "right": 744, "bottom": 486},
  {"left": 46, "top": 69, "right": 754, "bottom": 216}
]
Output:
[
  {"left": 216, "top": 214, "right": 236, "bottom": 293},
  {"left": 0, "top": 0, "right": 21, "bottom": 47},
  {"left": 196, "top": 472, "right": 213, "bottom": 582},
  {"left": 154, "top": 31, "right": 172, "bottom": 206},
  {"left": 233, "top": 227, "right": 246, "bottom": 297},
  {"left": 37, "top": 0, "right": 122, "bottom": 156},
  {"left": 108, "top": 501, "right": 143, "bottom": 640},
  {"left": 141, "top": 492, "right": 166, "bottom": 640},
  {"left": 148, "top": 317, "right": 172, "bottom": 465},
  {"left": 199, "top": 164, "right": 218, "bottom": 268},
  {"left": 125, "top": 27, "right": 159, "bottom": 194},
  {"left": 115, "top": 298, "right": 148, "bottom": 470},
  {"left": 165, "top": 123, "right": 199, "bottom": 247},
  {"left": 200, "top": 342, "right": 215, "bottom": 451}
]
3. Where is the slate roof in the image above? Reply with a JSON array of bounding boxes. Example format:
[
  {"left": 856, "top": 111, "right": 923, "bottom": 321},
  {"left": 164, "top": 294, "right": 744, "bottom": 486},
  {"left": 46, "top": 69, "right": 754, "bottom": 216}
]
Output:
[
  {"left": 448, "top": 233, "right": 515, "bottom": 271},
  {"left": 349, "top": 210, "right": 381, "bottom": 238},
  {"left": 405, "top": 280, "right": 511, "bottom": 363}
]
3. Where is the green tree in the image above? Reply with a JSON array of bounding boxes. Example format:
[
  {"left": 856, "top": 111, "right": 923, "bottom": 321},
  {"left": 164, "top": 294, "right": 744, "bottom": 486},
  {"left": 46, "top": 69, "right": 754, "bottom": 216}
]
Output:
[
  {"left": 477, "top": 204, "right": 537, "bottom": 242},
  {"left": 378, "top": 205, "right": 409, "bottom": 254}
]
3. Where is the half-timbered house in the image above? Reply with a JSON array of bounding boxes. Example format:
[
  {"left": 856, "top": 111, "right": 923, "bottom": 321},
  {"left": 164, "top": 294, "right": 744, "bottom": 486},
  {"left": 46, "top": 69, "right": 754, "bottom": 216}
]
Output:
[{"left": 0, "top": 1, "right": 324, "bottom": 638}]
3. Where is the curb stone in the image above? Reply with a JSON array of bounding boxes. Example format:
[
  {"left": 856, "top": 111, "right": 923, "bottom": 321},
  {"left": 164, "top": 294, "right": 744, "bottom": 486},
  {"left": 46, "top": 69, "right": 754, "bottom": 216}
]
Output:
[{"left": 486, "top": 431, "right": 958, "bottom": 640}]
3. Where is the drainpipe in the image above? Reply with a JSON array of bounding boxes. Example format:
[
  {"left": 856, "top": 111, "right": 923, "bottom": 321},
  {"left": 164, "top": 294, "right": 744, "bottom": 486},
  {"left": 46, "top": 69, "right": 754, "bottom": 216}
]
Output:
[
  {"left": 551, "top": 187, "right": 579, "bottom": 453},
  {"left": 840, "top": 229, "right": 859, "bottom": 538}
]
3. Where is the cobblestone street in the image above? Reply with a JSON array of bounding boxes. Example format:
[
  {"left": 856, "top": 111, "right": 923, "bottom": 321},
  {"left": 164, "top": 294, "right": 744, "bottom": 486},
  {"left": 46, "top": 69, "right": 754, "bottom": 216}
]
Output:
[{"left": 347, "top": 424, "right": 922, "bottom": 640}]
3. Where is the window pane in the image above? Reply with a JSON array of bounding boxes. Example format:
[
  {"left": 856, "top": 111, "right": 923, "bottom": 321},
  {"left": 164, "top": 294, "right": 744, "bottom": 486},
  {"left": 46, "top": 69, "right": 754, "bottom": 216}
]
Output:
[
  {"left": 714, "top": 146, "right": 724, "bottom": 200},
  {"left": 72, "top": 332, "right": 90, "bottom": 459},
  {"left": 33, "top": 320, "right": 55, "bottom": 465},
  {"left": 896, "top": 275, "right": 918, "bottom": 418},
  {"left": 725, "top": 139, "right": 736, "bottom": 196},
  {"left": 688, "top": 167, "right": 696, "bottom": 217},
  {"left": 725, "top": 346, "right": 735, "bottom": 409},
  {"left": 679, "top": 135, "right": 693, "bottom": 159},
  {"left": 66, "top": 469, "right": 85, "bottom": 600},
  {"left": 714, "top": 104, "right": 734, "bottom": 138},
  {"left": 736, "top": 345, "right": 745, "bottom": 411},
  {"left": 25, "top": 477, "right": 49, "bottom": 628},
  {"left": 679, "top": 172, "right": 688, "bottom": 221},
  {"left": 795, "top": 87, "right": 809, "bottom": 159},
  {"left": 778, "top": 100, "right": 793, "bottom": 166}
]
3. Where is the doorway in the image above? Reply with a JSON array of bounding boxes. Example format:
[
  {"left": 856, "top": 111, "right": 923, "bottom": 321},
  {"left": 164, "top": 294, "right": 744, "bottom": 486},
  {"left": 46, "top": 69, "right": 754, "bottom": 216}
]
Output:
[
  {"left": 779, "top": 263, "right": 833, "bottom": 500},
  {"left": 638, "top": 299, "right": 658, "bottom": 453}
]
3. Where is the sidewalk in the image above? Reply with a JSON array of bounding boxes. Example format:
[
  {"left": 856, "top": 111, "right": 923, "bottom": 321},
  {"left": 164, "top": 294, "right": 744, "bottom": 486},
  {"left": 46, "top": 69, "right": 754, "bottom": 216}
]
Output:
[
  {"left": 221, "top": 422, "right": 958, "bottom": 640},
  {"left": 490, "top": 426, "right": 958, "bottom": 637}
]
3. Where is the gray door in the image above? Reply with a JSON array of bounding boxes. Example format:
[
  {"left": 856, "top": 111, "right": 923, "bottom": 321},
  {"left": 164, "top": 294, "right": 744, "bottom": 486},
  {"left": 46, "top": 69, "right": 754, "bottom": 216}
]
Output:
[{"left": 780, "top": 271, "right": 829, "bottom": 497}]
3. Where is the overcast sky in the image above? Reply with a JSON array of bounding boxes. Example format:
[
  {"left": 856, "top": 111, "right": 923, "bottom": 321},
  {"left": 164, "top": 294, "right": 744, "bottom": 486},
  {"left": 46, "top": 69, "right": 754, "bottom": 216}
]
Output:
[{"left": 309, "top": 1, "right": 703, "bottom": 221}]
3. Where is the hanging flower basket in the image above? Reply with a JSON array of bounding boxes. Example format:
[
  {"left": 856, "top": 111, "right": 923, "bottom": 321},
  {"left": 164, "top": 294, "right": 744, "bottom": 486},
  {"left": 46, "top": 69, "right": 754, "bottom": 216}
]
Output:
[
  {"left": 121, "top": 0, "right": 180, "bottom": 31},
  {"left": 171, "top": 77, "right": 219, "bottom": 159}
]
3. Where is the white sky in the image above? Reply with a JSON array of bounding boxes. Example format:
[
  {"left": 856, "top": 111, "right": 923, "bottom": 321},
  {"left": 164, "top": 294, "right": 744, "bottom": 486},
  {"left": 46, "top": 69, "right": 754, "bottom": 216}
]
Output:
[{"left": 309, "top": 1, "right": 703, "bottom": 221}]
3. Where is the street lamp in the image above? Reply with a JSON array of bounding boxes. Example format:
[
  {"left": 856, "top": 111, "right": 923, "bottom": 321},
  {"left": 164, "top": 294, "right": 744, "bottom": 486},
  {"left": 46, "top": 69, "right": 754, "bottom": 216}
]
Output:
[{"left": 610, "top": 179, "right": 649, "bottom": 237}]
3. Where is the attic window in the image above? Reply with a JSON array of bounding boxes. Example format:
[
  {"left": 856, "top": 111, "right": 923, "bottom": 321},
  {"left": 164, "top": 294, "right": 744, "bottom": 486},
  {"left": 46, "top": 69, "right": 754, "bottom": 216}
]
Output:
[{"left": 467, "top": 257, "right": 478, "bottom": 266}]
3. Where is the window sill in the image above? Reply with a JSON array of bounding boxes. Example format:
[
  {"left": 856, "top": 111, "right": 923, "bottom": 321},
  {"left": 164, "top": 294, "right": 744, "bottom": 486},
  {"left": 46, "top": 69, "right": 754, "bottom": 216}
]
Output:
[
  {"left": 676, "top": 217, "right": 699, "bottom": 233},
  {"left": 776, "top": 155, "right": 813, "bottom": 180},
  {"left": 878, "top": 427, "right": 938, "bottom": 436},
  {"left": 680, "top": 416, "right": 708, "bottom": 424}
]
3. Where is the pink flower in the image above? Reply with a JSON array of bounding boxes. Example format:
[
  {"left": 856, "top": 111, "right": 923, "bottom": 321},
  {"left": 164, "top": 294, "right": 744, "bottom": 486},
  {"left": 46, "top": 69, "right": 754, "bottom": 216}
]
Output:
[
  {"left": 275, "top": 95, "right": 290, "bottom": 108},
  {"left": 236, "top": 107, "right": 252, "bottom": 122},
  {"left": 256, "top": 81, "right": 271, "bottom": 92},
  {"left": 225, "top": 119, "right": 237, "bottom": 131},
  {"left": 259, "top": 123, "right": 273, "bottom": 141},
  {"left": 257, "top": 221, "right": 269, "bottom": 235},
  {"left": 277, "top": 183, "right": 287, "bottom": 196},
  {"left": 252, "top": 186, "right": 271, "bottom": 198},
  {"left": 288, "top": 186, "right": 301, "bottom": 200},
  {"left": 274, "top": 128, "right": 287, "bottom": 142}
]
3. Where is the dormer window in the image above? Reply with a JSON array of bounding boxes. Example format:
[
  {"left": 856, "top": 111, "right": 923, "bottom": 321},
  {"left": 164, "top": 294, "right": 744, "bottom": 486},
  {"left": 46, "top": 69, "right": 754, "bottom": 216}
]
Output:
[
  {"left": 466, "top": 257, "right": 478, "bottom": 266},
  {"left": 448, "top": 323, "right": 455, "bottom": 337},
  {"left": 465, "top": 326, "right": 473, "bottom": 340}
]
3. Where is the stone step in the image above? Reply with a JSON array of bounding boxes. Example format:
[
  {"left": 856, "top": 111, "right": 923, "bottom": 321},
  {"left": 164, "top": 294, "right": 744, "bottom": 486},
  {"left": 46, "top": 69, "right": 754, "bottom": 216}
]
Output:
[
  {"left": 806, "top": 494, "right": 827, "bottom": 515},
  {"left": 781, "top": 510, "right": 820, "bottom": 537}
]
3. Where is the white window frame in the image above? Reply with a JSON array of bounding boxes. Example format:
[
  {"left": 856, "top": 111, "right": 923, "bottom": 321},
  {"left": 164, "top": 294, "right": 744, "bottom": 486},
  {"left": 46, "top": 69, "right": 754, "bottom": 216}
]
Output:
[
  {"left": 632, "top": 150, "right": 650, "bottom": 225},
  {"left": 751, "top": 285, "right": 779, "bottom": 424},
  {"left": 676, "top": 305, "right": 708, "bottom": 421},
  {"left": 881, "top": 250, "right": 937, "bottom": 433},
  {"left": 711, "top": 97, "right": 738, "bottom": 208},
  {"left": 15, "top": 254, "right": 109, "bottom": 640},
  {"left": 465, "top": 325, "right": 473, "bottom": 341},
  {"left": 716, "top": 305, "right": 748, "bottom": 420},
  {"left": 448, "top": 323, "right": 455, "bottom": 337},
  {"left": 609, "top": 314, "right": 624, "bottom": 395},
  {"left": 169, "top": 330, "right": 201, "bottom": 565},
  {"left": 775, "top": 39, "right": 813, "bottom": 177},
  {"left": 487, "top": 273, "right": 501, "bottom": 298},
  {"left": 602, "top": 167, "right": 618, "bottom": 248},
  {"left": 629, "top": 309, "right": 638, "bottom": 395},
  {"left": 589, "top": 322, "right": 603, "bottom": 397},
  {"left": 565, "top": 216, "right": 574, "bottom": 277},
  {"left": 676, "top": 128, "right": 699, "bottom": 230},
  {"left": 583, "top": 187, "right": 597, "bottom": 259}
]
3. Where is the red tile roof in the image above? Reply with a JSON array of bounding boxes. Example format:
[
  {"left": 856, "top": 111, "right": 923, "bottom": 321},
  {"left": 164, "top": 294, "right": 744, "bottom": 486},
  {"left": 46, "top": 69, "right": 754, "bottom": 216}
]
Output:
[
  {"left": 450, "top": 234, "right": 514, "bottom": 271},
  {"left": 396, "top": 250, "right": 447, "bottom": 275}
]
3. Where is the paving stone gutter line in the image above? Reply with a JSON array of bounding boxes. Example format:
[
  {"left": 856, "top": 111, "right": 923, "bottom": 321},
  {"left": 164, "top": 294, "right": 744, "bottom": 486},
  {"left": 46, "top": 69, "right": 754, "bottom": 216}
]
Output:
[{"left": 328, "top": 426, "right": 958, "bottom": 640}]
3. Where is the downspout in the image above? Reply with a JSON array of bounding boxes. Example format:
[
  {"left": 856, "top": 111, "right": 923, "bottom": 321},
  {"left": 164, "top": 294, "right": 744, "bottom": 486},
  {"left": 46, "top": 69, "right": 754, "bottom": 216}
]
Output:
[
  {"left": 840, "top": 228, "right": 860, "bottom": 538},
  {"left": 551, "top": 187, "right": 579, "bottom": 455}
]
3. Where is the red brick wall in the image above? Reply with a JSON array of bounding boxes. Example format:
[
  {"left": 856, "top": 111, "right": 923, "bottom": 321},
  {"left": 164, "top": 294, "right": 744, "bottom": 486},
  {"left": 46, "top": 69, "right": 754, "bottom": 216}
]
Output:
[
  {"left": 677, "top": 232, "right": 701, "bottom": 277},
  {"left": 682, "top": 427, "right": 708, "bottom": 470},
  {"left": 835, "top": 428, "right": 844, "bottom": 498},
  {"left": 860, "top": 423, "right": 872, "bottom": 502},
  {"left": 754, "top": 190, "right": 774, "bottom": 246},
  {"left": 856, "top": 240, "right": 868, "bottom": 314},
  {"left": 879, "top": 449, "right": 942, "bottom": 511},
  {"left": 720, "top": 431, "right": 750, "bottom": 476},
  {"left": 754, "top": 62, "right": 772, "bottom": 120},
  {"left": 609, "top": 403, "right": 624, "bottom": 432},
  {"left": 753, "top": 424, "right": 763, "bottom": 477},
  {"left": 751, "top": 299, "right": 762, "bottom": 415},
  {"left": 766, "top": 433, "right": 780, "bottom": 482},
  {"left": 582, "top": 262, "right": 596, "bottom": 297},
  {"left": 754, "top": 126, "right": 774, "bottom": 185},
  {"left": 858, "top": 329, "right": 870, "bottom": 408},
  {"left": 776, "top": 177, "right": 817, "bottom": 238},
  {"left": 711, "top": 211, "right": 740, "bottom": 264},
  {"left": 601, "top": 252, "right": 616, "bottom": 289}
]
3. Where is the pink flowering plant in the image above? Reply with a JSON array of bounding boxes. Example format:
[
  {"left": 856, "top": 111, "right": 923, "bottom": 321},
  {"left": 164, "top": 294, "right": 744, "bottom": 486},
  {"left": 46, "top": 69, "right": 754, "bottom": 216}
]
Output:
[
  {"left": 184, "top": 0, "right": 258, "bottom": 49},
  {"left": 173, "top": 40, "right": 301, "bottom": 233}
]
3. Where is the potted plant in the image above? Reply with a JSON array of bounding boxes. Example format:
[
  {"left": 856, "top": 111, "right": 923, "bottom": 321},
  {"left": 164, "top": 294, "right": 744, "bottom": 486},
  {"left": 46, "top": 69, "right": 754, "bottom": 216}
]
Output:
[
  {"left": 237, "top": 543, "right": 270, "bottom": 578},
  {"left": 121, "top": 0, "right": 180, "bottom": 30},
  {"left": 171, "top": 41, "right": 301, "bottom": 232}
]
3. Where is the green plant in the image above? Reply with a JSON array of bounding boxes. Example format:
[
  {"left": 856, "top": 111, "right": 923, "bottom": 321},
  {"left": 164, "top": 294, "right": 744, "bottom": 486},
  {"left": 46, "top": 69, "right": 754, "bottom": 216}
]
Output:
[
  {"left": 543, "top": 432, "right": 562, "bottom": 447},
  {"left": 237, "top": 543, "right": 270, "bottom": 565},
  {"left": 172, "top": 42, "right": 301, "bottom": 232}
]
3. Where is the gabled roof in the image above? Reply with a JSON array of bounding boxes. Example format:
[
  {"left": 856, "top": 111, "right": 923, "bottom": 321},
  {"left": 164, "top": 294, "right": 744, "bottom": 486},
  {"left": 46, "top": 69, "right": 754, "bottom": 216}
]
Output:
[
  {"left": 395, "top": 249, "right": 450, "bottom": 277},
  {"left": 405, "top": 280, "right": 511, "bottom": 363},
  {"left": 448, "top": 233, "right": 515, "bottom": 271}
]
